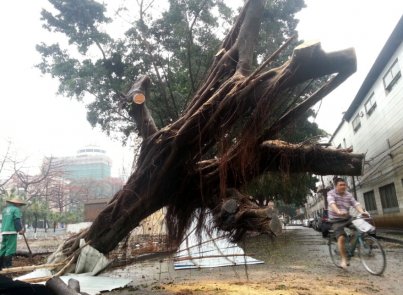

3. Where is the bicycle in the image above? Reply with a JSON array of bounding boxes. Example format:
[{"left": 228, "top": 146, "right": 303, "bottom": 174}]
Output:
[{"left": 328, "top": 214, "right": 386, "bottom": 275}]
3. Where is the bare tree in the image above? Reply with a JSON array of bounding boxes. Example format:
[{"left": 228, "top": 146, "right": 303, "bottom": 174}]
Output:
[
  {"left": 12, "top": 157, "right": 56, "bottom": 200},
  {"left": 0, "top": 141, "right": 21, "bottom": 195},
  {"left": 7, "top": 157, "right": 65, "bottom": 230}
]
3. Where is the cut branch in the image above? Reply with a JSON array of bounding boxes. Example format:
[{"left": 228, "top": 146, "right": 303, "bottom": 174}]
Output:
[
  {"left": 213, "top": 188, "right": 281, "bottom": 241},
  {"left": 198, "top": 140, "right": 364, "bottom": 195},
  {"left": 258, "top": 140, "right": 364, "bottom": 176},
  {"left": 127, "top": 75, "right": 158, "bottom": 138}
]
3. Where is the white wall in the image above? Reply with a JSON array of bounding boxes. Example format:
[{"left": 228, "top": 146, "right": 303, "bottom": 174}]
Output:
[{"left": 330, "top": 42, "right": 403, "bottom": 216}]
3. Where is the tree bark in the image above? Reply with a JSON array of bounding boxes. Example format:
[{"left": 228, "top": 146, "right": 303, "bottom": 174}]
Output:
[
  {"left": 127, "top": 75, "right": 158, "bottom": 139},
  {"left": 198, "top": 140, "right": 364, "bottom": 191},
  {"left": 258, "top": 140, "right": 364, "bottom": 176}
]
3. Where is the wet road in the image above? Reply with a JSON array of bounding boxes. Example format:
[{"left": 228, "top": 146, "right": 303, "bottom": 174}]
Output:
[{"left": 106, "top": 226, "right": 403, "bottom": 294}]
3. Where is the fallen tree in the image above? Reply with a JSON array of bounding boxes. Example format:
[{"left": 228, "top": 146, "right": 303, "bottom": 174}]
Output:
[{"left": 49, "top": 0, "right": 363, "bottom": 265}]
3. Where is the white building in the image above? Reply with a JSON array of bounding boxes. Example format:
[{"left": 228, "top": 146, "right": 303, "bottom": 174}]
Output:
[
  {"left": 54, "top": 145, "right": 112, "bottom": 181},
  {"left": 328, "top": 16, "right": 403, "bottom": 227}
]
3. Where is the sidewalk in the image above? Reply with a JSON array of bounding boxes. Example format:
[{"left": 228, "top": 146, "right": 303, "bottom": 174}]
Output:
[{"left": 377, "top": 228, "right": 403, "bottom": 244}]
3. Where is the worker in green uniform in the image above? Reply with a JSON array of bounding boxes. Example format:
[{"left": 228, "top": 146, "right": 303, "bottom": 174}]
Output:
[{"left": 0, "top": 197, "right": 26, "bottom": 269}]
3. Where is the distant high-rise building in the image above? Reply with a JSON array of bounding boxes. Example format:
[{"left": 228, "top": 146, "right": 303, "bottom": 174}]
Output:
[
  {"left": 51, "top": 146, "right": 124, "bottom": 216},
  {"left": 57, "top": 145, "right": 112, "bottom": 181}
]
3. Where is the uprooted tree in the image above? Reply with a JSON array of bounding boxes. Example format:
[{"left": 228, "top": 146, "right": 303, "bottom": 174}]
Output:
[{"left": 46, "top": 0, "right": 364, "bottom": 263}]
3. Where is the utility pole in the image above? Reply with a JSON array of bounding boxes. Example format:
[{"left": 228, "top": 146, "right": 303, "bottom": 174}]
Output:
[{"left": 351, "top": 176, "right": 358, "bottom": 200}]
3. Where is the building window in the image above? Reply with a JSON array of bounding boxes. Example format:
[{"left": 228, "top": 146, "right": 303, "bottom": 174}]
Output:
[
  {"left": 352, "top": 114, "right": 361, "bottom": 132},
  {"left": 363, "top": 190, "right": 377, "bottom": 213},
  {"left": 383, "top": 59, "right": 401, "bottom": 92},
  {"left": 379, "top": 183, "right": 400, "bottom": 214},
  {"left": 364, "top": 93, "right": 377, "bottom": 115}
]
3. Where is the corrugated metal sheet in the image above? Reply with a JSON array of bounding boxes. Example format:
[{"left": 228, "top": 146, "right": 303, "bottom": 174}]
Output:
[{"left": 174, "top": 219, "right": 263, "bottom": 270}]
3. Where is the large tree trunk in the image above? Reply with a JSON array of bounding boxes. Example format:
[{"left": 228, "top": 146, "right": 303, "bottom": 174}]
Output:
[{"left": 57, "top": 0, "right": 362, "bottom": 261}]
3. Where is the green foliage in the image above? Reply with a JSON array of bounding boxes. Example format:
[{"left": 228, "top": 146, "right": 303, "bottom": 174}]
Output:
[
  {"left": 244, "top": 172, "right": 317, "bottom": 206},
  {"left": 37, "top": 0, "right": 306, "bottom": 136},
  {"left": 243, "top": 108, "right": 326, "bottom": 206},
  {"left": 279, "top": 109, "right": 328, "bottom": 143},
  {"left": 24, "top": 203, "right": 84, "bottom": 228},
  {"left": 23, "top": 198, "right": 48, "bottom": 226},
  {"left": 37, "top": 0, "right": 322, "bottom": 206},
  {"left": 277, "top": 200, "right": 297, "bottom": 218},
  {"left": 41, "top": 0, "right": 111, "bottom": 53},
  {"left": 47, "top": 211, "right": 62, "bottom": 223},
  {"left": 60, "top": 207, "right": 84, "bottom": 224},
  {"left": 257, "top": 0, "right": 305, "bottom": 66}
]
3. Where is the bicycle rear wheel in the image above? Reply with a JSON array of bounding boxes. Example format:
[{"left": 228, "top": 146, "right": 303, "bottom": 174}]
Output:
[
  {"left": 328, "top": 234, "right": 340, "bottom": 267},
  {"left": 358, "top": 235, "right": 386, "bottom": 275}
]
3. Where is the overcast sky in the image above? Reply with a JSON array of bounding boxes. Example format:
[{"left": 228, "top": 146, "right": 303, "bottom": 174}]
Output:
[
  {"left": 297, "top": 0, "right": 402, "bottom": 133},
  {"left": 0, "top": 0, "right": 402, "bottom": 178}
]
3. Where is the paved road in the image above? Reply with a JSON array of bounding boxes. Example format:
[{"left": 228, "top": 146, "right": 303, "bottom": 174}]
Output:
[{"left": 106, "top": 226, "right": 403, "bottom": 294}]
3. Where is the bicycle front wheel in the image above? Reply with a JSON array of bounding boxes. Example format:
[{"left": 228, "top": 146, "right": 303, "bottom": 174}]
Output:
[
  {"left": 328, "top": 234, "right": 340, "bottom": 267},
  {"left": 358, "top": 235, "right": 386, "bottom": 275}
]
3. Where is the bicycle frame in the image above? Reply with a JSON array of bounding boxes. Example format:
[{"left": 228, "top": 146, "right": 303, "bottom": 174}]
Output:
[
  {"left": 328, "top": 215, "right": 386, "bottom": 275},
  {"left": 344, "top": 228, "right": 365, "bottom": 258}
]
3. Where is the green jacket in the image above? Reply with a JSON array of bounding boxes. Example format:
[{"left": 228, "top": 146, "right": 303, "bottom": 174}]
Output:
[{"left": 1, "top": 204, "right": 22, "bottom": 234}]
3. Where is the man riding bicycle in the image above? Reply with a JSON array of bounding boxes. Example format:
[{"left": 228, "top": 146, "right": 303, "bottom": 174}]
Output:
[{"left": 327, "top": 177, "right": 369, "bottom": 269}]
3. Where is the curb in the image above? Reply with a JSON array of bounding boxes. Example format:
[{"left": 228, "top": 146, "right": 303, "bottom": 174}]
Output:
[{"left": 376, "top": 235, "right": 403, "bottom": 245}]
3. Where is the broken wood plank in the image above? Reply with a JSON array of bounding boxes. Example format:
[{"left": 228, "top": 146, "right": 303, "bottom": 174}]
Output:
[{"left": 0, "top": 262, "right": 65, "bottom": 275}]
